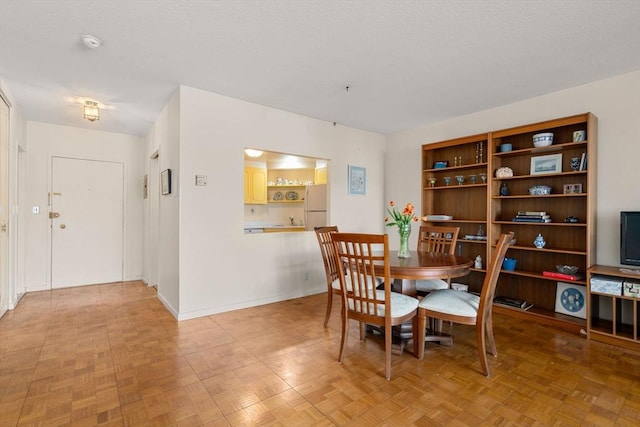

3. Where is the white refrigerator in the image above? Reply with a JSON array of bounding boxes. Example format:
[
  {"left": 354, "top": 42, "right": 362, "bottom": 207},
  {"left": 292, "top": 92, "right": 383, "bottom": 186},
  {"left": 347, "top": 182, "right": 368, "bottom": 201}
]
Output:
[{"left": 304, "top": 184, "right": 327, "bottom": 231}]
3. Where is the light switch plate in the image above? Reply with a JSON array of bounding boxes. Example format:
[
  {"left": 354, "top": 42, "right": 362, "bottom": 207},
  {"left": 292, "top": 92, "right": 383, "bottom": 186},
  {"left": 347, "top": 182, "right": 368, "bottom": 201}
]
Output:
[{"left": 195, "top": 175, "right": 207, "bottom": 186}]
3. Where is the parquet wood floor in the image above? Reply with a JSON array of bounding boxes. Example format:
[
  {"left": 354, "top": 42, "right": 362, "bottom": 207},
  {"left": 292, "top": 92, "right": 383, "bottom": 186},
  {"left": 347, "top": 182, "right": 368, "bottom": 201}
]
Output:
[{"left": 1, "top": 281, "right": 640, "bottom": 426}]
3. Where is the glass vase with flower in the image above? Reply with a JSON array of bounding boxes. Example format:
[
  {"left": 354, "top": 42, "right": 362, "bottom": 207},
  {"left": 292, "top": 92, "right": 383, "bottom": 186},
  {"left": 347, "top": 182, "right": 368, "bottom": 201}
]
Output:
[{"left": 385, "top": 201, "right": 420, "bottom": 258}]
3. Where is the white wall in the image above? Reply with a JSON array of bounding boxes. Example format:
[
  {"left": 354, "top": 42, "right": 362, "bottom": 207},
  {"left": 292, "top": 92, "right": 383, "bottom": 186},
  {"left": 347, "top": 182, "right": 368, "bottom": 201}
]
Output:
[
  {"left": 149, "top": 85, "right": 386, "bottom": 320},
  {"left": 154, "top": 90, "right": 181, "bottom": 316},
  {"left": 386, "top": 70, "right": 640, "bottom": 266},
  {"left": 24, "top": 122, "right": 145, "bottom": 290}
]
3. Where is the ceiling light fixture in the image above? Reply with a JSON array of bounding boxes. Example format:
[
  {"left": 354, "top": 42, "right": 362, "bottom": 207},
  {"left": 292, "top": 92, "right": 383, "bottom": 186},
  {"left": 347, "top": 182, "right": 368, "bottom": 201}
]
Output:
[
  {"left": 83, "top": 101, "right": 100, "bottom": 122},
  {"left": 81, "top": 34, "right": 102, "bottom": 49},
  {"left": 244, "top": 149, "right": 264, "bottom": 158}
]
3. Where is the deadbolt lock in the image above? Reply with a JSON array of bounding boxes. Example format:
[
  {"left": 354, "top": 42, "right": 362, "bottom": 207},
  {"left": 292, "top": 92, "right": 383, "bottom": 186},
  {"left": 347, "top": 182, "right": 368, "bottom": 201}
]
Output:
[
  {"left": 60, "top": 224, "right": 66, "bottom": 229},
  {"left": 49, "top": 212, "right": 60, "bottom": 219}
]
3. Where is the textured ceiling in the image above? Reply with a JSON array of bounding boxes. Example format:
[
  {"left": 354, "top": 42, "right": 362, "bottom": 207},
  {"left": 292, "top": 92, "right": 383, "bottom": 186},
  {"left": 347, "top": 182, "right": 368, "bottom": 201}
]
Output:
[{"left": 1, "top": 0, "right": 639, "bottom": 137}]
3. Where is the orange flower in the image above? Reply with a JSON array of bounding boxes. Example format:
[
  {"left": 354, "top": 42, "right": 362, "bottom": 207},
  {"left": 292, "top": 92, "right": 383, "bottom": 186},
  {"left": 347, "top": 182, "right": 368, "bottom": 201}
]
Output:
[
  {"left": 402, "top": 203, "right": 414, "bottom": 216},
  {"left": 385, "top": 201, "right": 418, "bottom": 228}
]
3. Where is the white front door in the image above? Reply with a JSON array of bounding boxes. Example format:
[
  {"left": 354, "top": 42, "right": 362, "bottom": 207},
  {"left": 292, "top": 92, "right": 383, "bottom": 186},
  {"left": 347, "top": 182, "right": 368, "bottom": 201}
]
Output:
[{"left": 51, "top": 157, "right": 124, "bottom": 288}]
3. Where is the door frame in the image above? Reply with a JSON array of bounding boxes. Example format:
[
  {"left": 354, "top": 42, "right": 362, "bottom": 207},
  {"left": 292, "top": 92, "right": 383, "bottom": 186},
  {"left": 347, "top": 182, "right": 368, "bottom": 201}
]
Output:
[
  {"left": 0, "top": 92, "right": 9, "bottom": 316},
  {"left": 147, "top": 149, "right": 159, "bottom": 288}
]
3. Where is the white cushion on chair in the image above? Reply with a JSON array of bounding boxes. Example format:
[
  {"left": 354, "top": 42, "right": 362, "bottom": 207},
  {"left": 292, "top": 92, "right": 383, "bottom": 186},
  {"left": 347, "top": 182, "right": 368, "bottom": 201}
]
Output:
[
  {"left": 348, "top": 290, "right": 419, "bottom": 317},
  {"left": 332, "top": 274, "right": 383, "bottom": 291},
  {"left": 415, "top": 279, "right": 449, "bottom": 292},
  {"left": 419, "top": 289, "right": 479, "bottom": 317}
]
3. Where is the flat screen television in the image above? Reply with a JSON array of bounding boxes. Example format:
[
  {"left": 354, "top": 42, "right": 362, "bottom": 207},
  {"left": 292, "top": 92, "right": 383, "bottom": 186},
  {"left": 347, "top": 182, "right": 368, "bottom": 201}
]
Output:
[{"left": 621, "top": 211, "right": 640, "bottom": 267}]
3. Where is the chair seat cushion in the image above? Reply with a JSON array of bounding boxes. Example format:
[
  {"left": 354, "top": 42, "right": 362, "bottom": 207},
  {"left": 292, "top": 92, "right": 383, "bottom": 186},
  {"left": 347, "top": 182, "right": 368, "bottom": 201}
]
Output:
[
  {"left": 419, "top": 289, "right": 480, "bottom": 317},
  {"left": 348, "top": 290, "right": 419, "bottom": 317},
  {"left": 332, "top": 274, "right": 383, "bottom": 291},
  {"left": 415, "top": 279, "right": 449, "bottom": 292}
]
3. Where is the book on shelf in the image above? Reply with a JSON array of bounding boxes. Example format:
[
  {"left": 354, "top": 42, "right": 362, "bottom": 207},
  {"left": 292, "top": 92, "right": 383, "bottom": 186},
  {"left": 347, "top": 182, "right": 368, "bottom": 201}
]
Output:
[
  {"left": 515, "top": 214, "right": 550, "bottom": 220},
  {"left": 517, "top": 211, "right": 547, "bottom": 216},
  {"left": 512, "top": 217, "right": 552, "bottom": 223},
  {"left": 542, "top": 270, "right": 585, "bottom": 281},
  {"left": 425, "top": 215, "right": 453, "bottom": 221},
  {"left": 494, "top": 296, "right": 531, "bottom": 310},
  {"left": 495, "top": 301, "right": 534, "bottom": 311},
  {"left": 579, "top": 152, "right": 587, "bottom": 171}
]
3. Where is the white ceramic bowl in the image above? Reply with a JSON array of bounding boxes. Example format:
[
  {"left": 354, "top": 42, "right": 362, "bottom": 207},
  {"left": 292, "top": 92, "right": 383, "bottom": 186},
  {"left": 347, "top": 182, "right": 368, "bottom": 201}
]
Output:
[{"left": 533, "top": 132, "right": 553, "bottom": 147}]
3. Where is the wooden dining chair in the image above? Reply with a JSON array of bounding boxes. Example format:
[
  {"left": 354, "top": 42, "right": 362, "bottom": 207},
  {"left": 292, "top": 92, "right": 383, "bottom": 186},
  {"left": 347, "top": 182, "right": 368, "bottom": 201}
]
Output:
[
  {"left": 314, "top": 226, "right": 342, "bottom": 326},
  {"left": 415, "top": 225, "right": 460, "bottom": 294},
  {"left": 415, "top": 232, "right": 514, "bottom": 376},
  {"left": 332, "top": 232, "right": 419, "bottom": 380}
]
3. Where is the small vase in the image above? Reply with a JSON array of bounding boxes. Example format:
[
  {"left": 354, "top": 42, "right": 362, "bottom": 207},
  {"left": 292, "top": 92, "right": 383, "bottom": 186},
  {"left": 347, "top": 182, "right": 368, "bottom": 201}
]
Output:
[
  {"left": 500, "top": 182, "right": 510, "bottom": 196},
  {"left": 534, "top": 233, "right": 546, "bottom": 248},
  {"left": 397, "top": 223, "right": 411, "bottom": 259}
]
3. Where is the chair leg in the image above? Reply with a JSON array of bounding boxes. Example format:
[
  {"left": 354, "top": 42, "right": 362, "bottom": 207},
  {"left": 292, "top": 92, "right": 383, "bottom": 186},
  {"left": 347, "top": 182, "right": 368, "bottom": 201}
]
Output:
[
  {"left": 384, "top": 324, "right": 392, "bottom": 380},
  {"left": 476, "top": 321, "right": 489, "bottom": 376},
  {"left": 485, "top": 314, "right": 497, "bottom": 356},
  {"left": 416, "top": 312, "right": 427, "bottom": 360},
  {"left": 324, "top": 289, "right": 334, "bottom": 327},
  {"left": 338, "top": 308, "right": 348, "bottom": 363},
  {"left": 412, "top": 315, "right": 420, "bottom": 358}
]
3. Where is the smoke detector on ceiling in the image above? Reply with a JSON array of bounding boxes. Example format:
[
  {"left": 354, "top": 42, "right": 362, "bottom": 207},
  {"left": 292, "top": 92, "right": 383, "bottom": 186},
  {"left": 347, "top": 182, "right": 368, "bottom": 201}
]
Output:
[{"left": 81, "top": 34, "right": 102, "bottom": 49}]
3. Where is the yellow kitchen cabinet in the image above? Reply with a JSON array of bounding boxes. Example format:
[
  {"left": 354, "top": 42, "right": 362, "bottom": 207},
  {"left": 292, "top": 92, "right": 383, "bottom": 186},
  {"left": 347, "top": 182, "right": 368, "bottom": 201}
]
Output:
[
  {"left": 315, "top": 167, "right": 327, "bottom": 184},
  {"left": 244, "top": 167, "right": 267, "bottom": 204}
]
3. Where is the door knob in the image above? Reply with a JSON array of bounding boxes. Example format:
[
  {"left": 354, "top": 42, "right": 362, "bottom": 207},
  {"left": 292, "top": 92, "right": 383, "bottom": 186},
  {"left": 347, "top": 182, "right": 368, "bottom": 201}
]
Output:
[
  {"left": 60, "top": 224, "right": 66, "bottom": 229},
  {"left": 49, "top": 212, "right": 60, "bottom": 219}
]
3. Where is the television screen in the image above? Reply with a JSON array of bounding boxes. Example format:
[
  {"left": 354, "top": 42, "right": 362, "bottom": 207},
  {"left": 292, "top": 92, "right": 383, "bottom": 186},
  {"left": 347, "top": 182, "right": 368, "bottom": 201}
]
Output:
[{"left": 621, "top": 212, "right": 640, "bottom": 266}]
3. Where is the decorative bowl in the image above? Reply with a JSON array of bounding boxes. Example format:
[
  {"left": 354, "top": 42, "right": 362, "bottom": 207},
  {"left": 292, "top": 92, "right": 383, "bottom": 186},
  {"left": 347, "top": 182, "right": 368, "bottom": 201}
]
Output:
[
  {"left": 434, "top": 161, "right": 448, "bottom": 169},
  {"left": 529, "top": 185, "right": 552, "bottom": 195},
  {"left": 495, "top": 166, "right": 513, "bottom": 178},
  {"left": 533, "top": 132, "right": 553, "bottom": 147},
  {"left": 556, "top": 265, "right": 579, "bottom": 275}
]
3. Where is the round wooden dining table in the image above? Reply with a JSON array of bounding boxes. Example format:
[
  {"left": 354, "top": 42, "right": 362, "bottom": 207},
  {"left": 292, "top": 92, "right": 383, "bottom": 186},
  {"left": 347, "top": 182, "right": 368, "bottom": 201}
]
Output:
[
  {"left": 372, "top": 251, "right": 473, "bottom": 353},
  {"left": 374, "top": 251, "right": 473, "bottom": 297}
]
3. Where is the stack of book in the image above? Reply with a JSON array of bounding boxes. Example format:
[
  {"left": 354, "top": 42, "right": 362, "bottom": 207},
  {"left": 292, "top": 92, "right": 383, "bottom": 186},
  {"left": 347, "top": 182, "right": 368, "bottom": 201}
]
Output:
[
  {"left": 513, "top": 211, "right": 551, "bottom": 223},
  {"left": 494, "top": 296, "right": 533, "bottom": 311}
]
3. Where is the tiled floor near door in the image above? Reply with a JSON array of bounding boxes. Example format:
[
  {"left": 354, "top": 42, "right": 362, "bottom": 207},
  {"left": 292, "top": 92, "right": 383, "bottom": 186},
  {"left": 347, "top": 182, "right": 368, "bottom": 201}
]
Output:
[{"left": 1, "top": 281, "right": 639, "bottom": 426}]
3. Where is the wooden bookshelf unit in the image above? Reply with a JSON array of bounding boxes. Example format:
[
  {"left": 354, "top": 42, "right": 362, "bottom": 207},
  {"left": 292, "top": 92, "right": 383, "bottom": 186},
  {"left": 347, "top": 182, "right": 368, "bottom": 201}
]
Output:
[{"left": 422, "top": 113, "right": 597, "bottom": 332}]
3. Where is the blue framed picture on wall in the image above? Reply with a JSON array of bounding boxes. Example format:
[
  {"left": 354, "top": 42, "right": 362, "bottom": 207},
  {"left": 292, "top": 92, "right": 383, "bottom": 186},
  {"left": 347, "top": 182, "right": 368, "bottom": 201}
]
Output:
[{"left": 348, "top": 165, "right": 366, "bottom": 195}]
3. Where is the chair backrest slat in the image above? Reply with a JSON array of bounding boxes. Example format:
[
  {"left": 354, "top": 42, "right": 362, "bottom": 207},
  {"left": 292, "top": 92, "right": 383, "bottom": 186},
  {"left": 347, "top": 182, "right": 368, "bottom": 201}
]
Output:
[
  {"left": 333, "top": 233, "right": 391, "bottom": 319},
  {"left": 315, "top": 226, "right": 340, "bottom": 285},
  {"left": 417, "top": 226, "right": 460, "bottom": 254}
]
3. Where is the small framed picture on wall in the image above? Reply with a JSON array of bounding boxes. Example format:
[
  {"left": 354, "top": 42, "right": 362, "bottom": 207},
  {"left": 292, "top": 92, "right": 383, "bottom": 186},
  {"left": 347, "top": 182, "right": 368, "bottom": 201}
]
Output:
[{"left": 348, "top": 165, "right": 366, "bottom": 195}]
